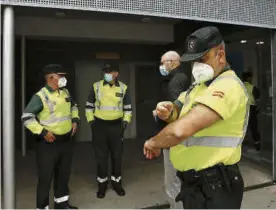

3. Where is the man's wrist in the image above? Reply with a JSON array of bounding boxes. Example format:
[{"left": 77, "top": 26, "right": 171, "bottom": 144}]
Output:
[
  {"left": 167, "top": 109, "right": 174, "bottom": 119},
  {"left": 148, "top": 139, "right": 158, "bottom": 149},
  {"left": 72, "top": 118, "right": 80, "bottom": 125},
  {"left": 123, "top": 121, "right": 128, "bottom": 128},
  {"left": 40, "top": 128, "right": 48, "bottom": 137}
]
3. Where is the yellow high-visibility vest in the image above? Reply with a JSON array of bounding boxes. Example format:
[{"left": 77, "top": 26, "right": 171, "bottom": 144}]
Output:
[
  {"left": 35, "top": 87, "right": 77, "bottom": 135},
  {"left": 244, "top": 82, "right": 255, "bottom": 105},
  {"left": 170, "top": 70, "right": 249, "bottom": 172},
  {"left": 88, "top": 80, "right": 132, "bottom": 122}
]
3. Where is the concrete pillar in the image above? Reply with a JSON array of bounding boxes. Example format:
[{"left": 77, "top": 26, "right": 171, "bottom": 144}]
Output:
[{"left": 3, "top": 6, "right": 16, "bottom": 208}]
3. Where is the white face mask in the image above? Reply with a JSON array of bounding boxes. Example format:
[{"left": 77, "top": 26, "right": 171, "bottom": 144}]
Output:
[
  {"left": 58, "top": 76, "right": 67, "bottom": 88},
  {"left": 192, "top": 62, "right": 214, "bottom": 83},
  {"left": 159, "top": 65, "right": 170, "bottom": 76}
]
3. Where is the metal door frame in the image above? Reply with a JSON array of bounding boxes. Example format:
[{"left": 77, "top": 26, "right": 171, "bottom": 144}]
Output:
[
  {"left": 133, "top": 62, "right": 158, "bottom": 138},
  {"left": 271, "top": 29, "right": 276, "bottom": 180}
]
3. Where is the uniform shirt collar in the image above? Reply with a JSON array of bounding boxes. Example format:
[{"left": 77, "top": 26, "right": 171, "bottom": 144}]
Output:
[
  {"left": 103, "top": 79, "right": 120, "bottom": 87},
  {"left": 45, "top": 84, "right": 55, "bottom": 93}
]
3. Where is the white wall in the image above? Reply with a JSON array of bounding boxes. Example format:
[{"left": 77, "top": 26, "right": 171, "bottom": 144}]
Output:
[
  {"left": 15, "top": 17, "right": 174, "bottom": 43},
  {"left": 75, "top": 61, "right": 102, "bottom": 142}
]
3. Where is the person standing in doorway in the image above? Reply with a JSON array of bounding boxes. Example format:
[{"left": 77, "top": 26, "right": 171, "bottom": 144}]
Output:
[
  {"left": 144, "top": 26, "right": 247, "bottom": 209},
  {"left": 21, "top": 64, "right": 79, "bottom": 209},
  {"left": 242, "top": 71, "right": 261, "bottom": 151},
  {"left": 156, "top": 51, "right": 190, "bottom": 208},
  {"left": 85, "top": 63, "right": 132, "bottom": 199}
]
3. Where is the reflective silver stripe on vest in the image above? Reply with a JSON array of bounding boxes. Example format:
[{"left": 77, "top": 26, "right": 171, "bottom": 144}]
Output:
[
  {"left": 41, "top": 89, "right": 54, "bottom": 115},
  {"left": 182, "top": 74, "right": 249, "bottom": 148},
  {"left": 179, "top": 84, "right": 199, "bottom": 113},
  {"left": 72, "top": 106, "right": 78, "bottom": 111},
  {"left": 182, "top": 92, "right": 191, "bottom": 109},
  {"left": 95, "top": 81, "right": 125, "bottom": 111},
  {"left": 96, "top": 106, "right": 122, "bottom": 111},
  {"left": 96, "top": 81, "right": 101, "bottom": 108},
  {"left": 236, "top": 78, "right": 250, "bottom": 144},
  {"left": 124, "top": 111, "right": 132, "bottom": 115},
  {"left": 22, "top": 113, "right": 38, "bottom": 126},
  {"left": 182, "top": 136, "right": 241, "bottom": 147},
  {"left": 85, "top": 108, "right": 94, "bottom": 113},
  {"left": 40, "top": 115, "right": 71, "bottom": 126},
  {"left": 212, "top": 74, "right": 250, "bottom": 145},
  {"left": 24, "top": 118, "right": 37, "bottom": 126},
  {"left": 118, "top": 82, "right": 125, "bottom": 108},
  {"left": 22, "top": 113, "right": 35, "bottom": 119},
  {"left": 39, "top": 88, "right": 72, "bottom": 125},
  {"left": 123, "top": 104, "right": 131, "bottom": 109},
  {"left": 86, "top": 102, "right": 95, "bottom": 107}
]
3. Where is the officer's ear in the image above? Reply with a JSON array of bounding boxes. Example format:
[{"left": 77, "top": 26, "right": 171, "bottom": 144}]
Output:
[
  {"left": 44, "top": 74, "right": 52, "bottom": 81},
  {"left": 216, "top": 44, "right": 226, "bottom": 64},
  {"left": 217, "top": 50, "right": 226, "bottom": 64}
]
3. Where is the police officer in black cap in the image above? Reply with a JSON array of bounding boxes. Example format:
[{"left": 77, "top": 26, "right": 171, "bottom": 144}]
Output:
[
  {"left": 144, "top": 26, "right": 246, "bottom": 209},
  {"left": 22, "top": 64, "right": 79, "bottom": 209},
  {"left": 85, "top": 63, "right": 132, "bottom": 198}
]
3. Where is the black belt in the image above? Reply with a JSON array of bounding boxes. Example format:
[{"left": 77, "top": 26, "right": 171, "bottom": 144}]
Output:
[
  {"left": 175, "top": 163, "right": 242, "bottom": 203},
  {"left": 94, "top": 117, "right": 122, "bottom": 124},
  {"left": 177, "top": 164, "right": 239, "bottom": 182},
  {"left": 38, "top": 131, "right": 72, "bottom": 142}
]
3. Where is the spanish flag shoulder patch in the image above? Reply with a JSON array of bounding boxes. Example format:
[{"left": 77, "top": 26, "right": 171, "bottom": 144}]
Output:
[{"left": 212, "top": 91, "right": 224, "bottom": 98}]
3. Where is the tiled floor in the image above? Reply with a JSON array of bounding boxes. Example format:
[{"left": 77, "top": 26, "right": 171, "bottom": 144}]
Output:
[
  {"left": 242, "top": 186, "right": 276, "bottom": 209},
  {"left": 8, "top": 140, "right": 275, "bottom": 208}
]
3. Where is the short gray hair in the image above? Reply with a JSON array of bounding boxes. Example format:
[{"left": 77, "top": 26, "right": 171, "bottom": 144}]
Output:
[{"left": 162, "top": 51, "right": 180, "bottom": 61}]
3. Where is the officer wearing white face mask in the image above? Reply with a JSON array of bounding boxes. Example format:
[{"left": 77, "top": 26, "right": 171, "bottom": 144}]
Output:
[
  {"left": 22, "top": 64, "right": 79, "bottom": 209},
  {"left": 85, "top": 63, "right": 132, "bottom": 199},
  {"left": 144, "top": 26, "right": 248, "bottom": 209}
]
